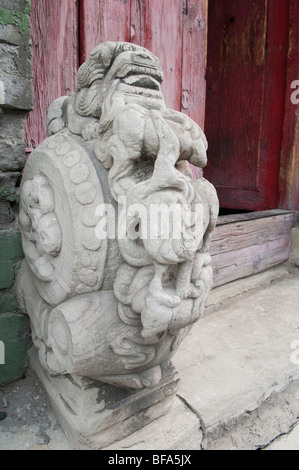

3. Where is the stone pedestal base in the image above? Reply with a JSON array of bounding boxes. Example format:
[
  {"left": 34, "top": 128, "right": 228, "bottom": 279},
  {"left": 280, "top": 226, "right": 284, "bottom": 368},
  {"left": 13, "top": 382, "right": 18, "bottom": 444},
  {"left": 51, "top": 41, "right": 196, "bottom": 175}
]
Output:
[{"left": 29, "top": 347, "right": 181, "bottom": 450}]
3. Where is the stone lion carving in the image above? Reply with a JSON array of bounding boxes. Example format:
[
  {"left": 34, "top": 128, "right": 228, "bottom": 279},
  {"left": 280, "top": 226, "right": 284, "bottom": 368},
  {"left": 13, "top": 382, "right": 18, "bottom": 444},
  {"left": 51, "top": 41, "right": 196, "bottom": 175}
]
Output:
[{"left": 17, "top": 42, "right": 218, "bottom": 390}]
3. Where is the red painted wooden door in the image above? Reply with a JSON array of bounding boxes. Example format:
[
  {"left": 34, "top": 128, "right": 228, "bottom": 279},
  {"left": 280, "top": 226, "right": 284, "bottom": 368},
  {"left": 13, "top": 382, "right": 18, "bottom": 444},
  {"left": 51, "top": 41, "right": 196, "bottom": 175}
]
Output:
[
  {"left": 204, "top": 0, "right": 290, "bottom": 211},
  {"left": 279, "top": 0, "right": 299, "bottom": 211},
  {"left": 26, "top": 0, "right": 208, "bottom": 171},
  {"left": 25, "top": 0, "right": 79, "bottom": 149},
  {"left": 80, "top": 0, "right": 208, "bottom": 132},
  {"left": 25, "top": 0, "right": 299, "bottom": 212}
]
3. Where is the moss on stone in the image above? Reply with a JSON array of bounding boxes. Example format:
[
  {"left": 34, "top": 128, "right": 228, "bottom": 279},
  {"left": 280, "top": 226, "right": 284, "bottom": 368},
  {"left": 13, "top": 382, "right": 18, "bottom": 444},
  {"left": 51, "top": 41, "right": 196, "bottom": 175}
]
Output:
[
  {"left": 0, "top": 185, "right": 18, "bottom": 203},
  {"left": 0, "top": 0, "right": 31, "bottom": 36}
]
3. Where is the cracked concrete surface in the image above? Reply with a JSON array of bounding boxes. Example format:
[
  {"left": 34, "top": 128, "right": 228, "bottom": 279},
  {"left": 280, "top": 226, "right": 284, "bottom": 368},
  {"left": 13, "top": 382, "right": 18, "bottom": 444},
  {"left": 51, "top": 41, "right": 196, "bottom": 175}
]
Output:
[{"left": 172, "top": 265, "right": 299, "bottom": 450}]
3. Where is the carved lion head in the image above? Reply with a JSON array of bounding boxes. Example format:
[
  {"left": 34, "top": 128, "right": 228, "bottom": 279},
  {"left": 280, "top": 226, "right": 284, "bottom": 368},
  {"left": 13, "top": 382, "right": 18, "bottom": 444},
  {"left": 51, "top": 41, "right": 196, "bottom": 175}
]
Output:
[{"left": 75, "top": 42, "right": 165, "bottom": 118}]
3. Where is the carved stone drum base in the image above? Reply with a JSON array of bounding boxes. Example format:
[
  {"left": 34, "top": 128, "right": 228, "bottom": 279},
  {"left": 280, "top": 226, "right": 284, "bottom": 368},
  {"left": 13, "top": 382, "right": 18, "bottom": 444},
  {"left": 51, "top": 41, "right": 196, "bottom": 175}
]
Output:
[{"left": 30, "top": 347, "right": 180, "bottom": 450}]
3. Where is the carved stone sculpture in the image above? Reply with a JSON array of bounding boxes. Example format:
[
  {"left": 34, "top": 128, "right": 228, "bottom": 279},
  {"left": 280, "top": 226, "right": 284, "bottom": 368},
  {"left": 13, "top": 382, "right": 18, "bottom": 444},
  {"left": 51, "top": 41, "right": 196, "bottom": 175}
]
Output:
[{"left": 17, "top": 42, "right": 219, "bottom": 449}]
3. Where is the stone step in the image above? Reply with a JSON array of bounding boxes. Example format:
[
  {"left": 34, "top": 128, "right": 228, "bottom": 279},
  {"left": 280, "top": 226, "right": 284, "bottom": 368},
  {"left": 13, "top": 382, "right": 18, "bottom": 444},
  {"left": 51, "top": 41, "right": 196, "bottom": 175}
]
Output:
[
  {"left": 1, "top": 265, "right": 299, "bottom": 450},
  {"left": 105, "top": 265, "right": 299, "bottom": 450}
]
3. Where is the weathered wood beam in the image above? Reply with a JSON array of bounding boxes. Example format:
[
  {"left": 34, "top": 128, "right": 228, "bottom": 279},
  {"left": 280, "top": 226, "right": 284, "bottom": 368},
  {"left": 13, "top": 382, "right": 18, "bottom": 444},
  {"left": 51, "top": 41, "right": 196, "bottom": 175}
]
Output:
[{"left": 211, "top": 210, "right": 295, "bottom": 287}]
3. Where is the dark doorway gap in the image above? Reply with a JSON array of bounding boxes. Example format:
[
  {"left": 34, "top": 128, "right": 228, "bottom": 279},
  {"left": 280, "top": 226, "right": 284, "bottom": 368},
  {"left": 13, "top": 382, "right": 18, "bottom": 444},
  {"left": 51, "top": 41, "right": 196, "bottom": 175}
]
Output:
[{"left": 218, "top": 208, "right": 251, "bottom": 216}]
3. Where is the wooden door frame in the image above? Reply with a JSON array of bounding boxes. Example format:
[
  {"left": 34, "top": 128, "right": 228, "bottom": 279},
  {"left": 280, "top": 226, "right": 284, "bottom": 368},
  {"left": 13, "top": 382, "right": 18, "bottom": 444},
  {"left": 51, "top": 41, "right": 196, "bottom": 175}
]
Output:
[{"left": 278, "top": 0, "right": 299, "bottom": 211}]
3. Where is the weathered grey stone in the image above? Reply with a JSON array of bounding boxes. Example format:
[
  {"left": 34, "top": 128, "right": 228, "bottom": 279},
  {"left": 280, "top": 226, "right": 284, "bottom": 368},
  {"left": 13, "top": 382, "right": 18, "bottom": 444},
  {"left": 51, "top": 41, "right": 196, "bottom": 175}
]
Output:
[
  {"left": 173, "top": 274, "right": 299, "bottom": 450},
  {"left": 265, "top": 418, "right": 299, "bottom": 450},
  {"left": 0, "top": 201, "right": 13, "bottom": 225},
  {"left": 104, "top": 395, "right": 203, "bottom": 450},
  {"left": 0, "top": 142, "right": 26, "bottom": 172},
  {"left": 0, "top": 0, "right": 31, "bottom": 46},
  {"left": 1, "top": 0, "right": 28, "bottom": 11},
  {"left": 0, "top": 171, "right": 20, "bottom": 225},
  {"left": 0, "top": 171, "right": 20, "bottom": 199},
  {"left": 0, "top": 75, "right": 33, "bottom": 111},
  {"left": 0, "top": 111, "right": 26, "bottom": 171},
  {"left": 30, "top": 348, "right": 181, "bottom": 450},
  {"left": 2, "top": 268, "right": 299, "bottom": 449},
  {"left": 0, "top": 24, "right": 30, "bottom": 46},
  {"left": 0, "top": 2, "right": 32, "bottom": 111},
  {"left": 17, "top": 42, "right": 218, "bottom": 448},
  {"left": 0, "top": 43, "right": 32, "bottom": 80}
]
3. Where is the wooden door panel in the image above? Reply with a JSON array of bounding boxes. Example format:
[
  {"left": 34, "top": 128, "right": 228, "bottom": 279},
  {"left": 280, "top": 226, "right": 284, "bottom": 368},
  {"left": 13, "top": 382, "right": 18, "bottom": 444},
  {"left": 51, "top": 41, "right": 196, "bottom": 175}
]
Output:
[
  {"left": 204, "top": 0, "right": 290, "bottom": 211},
  {"left": 25, "top": 0, "right": 79, "bottom": 148},
  {"left": 130, "top": 0, "right": 183, "bottom": 111},
  {"left": 79, "top": 0, "right": 131, "bottom": 63},
  {"left": 80, "top": 0, "right": 185, "bottom": 113},
  {"left": 181, "top": 0, "right": 208, "bottom": 130},
  {"left": 204, "top": 0, "right": 268, "bottom": 207},
  {"left": 279, "top": 0, "right": 299, "bottom": 210},
  {"left": 26, "top": 0, "right": 208, "bottom": 171},
  {"left": 78, "top": 0, "right": 208, "bottom": 180},
  {"left": 260, "top": 0, "right": 290, "bottom": 209}
]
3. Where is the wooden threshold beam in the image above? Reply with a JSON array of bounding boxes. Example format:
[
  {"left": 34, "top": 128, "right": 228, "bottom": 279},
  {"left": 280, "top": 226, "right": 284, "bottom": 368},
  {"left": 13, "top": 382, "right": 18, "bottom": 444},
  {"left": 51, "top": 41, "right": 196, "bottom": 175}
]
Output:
[{"left": 210, "top": 210, "right": 295, "bottom": 287}]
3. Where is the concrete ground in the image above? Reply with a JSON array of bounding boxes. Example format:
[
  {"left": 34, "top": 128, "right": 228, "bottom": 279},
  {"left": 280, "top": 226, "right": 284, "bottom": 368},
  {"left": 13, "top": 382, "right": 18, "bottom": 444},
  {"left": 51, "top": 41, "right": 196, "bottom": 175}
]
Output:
[{"left": 1, "top": 263, "right": 299, "bottom": 451}]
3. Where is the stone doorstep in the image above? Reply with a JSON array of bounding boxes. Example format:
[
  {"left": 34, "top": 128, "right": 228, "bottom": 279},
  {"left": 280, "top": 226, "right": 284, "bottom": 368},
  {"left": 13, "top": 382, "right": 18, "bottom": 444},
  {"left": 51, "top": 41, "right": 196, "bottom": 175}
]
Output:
[
  {"left": 29, "top": 349, "right": 181, "bottom": 450},
  {"left": 171, "top": 270, "right": 299, "bottom": 450},
  {"left": 103, "top": 266, "right": 299, "bottom": 450}
]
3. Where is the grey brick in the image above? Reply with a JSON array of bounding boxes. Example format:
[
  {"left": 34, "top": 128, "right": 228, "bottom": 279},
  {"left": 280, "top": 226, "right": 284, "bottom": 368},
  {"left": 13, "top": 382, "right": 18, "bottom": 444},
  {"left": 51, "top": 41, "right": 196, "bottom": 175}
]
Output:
[
  {"left": 0, "top": 75, "right": 33, "bottom": 111},
  {"left": 0, "top": 111, "right": 27, "bottom": 171},
  {"left": 0, "top": 43, "right": 32, "bottom": 80}
]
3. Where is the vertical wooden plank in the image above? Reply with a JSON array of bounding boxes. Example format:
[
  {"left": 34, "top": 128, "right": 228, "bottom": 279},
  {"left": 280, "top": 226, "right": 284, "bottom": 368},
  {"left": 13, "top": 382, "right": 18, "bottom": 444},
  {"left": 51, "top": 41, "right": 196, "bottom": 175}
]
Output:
[
  {"left": 25, "top": 0, "right": 79, "bottom": 149},
  {"left": 181, "top": 0, "right": 208, "bottom": 130},
  {"left": 79, "top": 0, "right": 131, "bottom": 63},
  {"left": 79, "top": 0, "right": 101, "bottom": 63},
  {"left": 181, "top": 0, "right": 208, "bottom": 179},
  {"left": 259, "top": 0, "right": 290, "bottom": 209},
  {"left": 279, "top": 0, "right": 299, "bottom": 211},
  {"left": 204, "top": 0, "right": 268, "bottom": 194},
  {"left": 129, "top": 0, "right": 145, "bottom": 45},
  {"left": 130, "top": 0, "right": 183, "bottom": 111}
]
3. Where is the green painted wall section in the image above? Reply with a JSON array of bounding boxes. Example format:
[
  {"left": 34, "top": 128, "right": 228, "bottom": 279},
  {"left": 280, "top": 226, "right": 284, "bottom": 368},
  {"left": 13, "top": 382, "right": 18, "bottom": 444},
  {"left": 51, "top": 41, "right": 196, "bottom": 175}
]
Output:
[
  {"left": 0, "top": 229, "right": 23, "bottom": 290},
  {"left": 0, "top": 229, "right": 28, "bottom": 385},
  {"left": 0, "top": 312, "right": 29, "bottom": 385},
  {"left": 0, "top": 229, "right": 24, "bottom": 262}
]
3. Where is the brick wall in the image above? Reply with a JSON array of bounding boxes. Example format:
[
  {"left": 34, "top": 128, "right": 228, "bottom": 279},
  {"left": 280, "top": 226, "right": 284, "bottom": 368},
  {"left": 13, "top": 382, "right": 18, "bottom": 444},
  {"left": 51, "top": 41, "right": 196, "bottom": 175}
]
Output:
[{"left": 0, "top": 0, "right": 32, "bottom": 385}]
